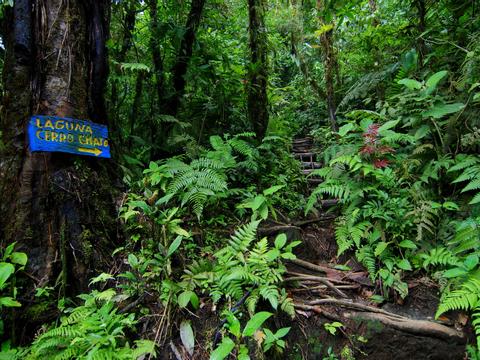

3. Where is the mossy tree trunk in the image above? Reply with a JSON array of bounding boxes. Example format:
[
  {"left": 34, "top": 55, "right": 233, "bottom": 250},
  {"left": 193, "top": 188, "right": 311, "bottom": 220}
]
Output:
[
  {"left": 0, "top": 0, "right": 115, "bottom": 338},
  {"left": 317, "top": 0, "right": 338, "bottom": 132},
  {"left": 247, "top": 0, "right": 269, "bottom": 140}
]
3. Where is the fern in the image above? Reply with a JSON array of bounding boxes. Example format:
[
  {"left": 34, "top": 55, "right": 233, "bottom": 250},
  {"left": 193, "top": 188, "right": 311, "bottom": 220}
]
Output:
[
  {"left": 26, "top": 291, "right": 155, "bottom": 360},
  {"left": 449, "top": 155, "right": 480, "bottom": 204},
  {"left": 203, "top": 222, "right": 298, "bottom": 316},
  {"left": 437, "top": 273, "right": 480, "bottom": 316},
  {"left": 420, "top": 247, "right": 460, "bottom": 269}
]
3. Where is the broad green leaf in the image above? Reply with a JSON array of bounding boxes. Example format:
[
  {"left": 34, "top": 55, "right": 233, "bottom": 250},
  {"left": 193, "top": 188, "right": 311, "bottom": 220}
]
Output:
[
  {"left": 378, "top": 120, "right": 399, "bottom": 133},
  {"left": 127, "top": 254, "right": 139, "bottom": 267},
  {"left": 180, "top": 321, "right": 195, "bottom": 356},
  {"left": 398, "top": 78, "right": 422, "bottom": 90},
  {"left": 442, "top": 201, "right": 459, "bottom": 210},
  {"left": 10, "top": 252, "right": 27, "bottom": 266},
  {"left": 443, "top": 267, "right": 468, "bottom": 278},
  {"left": 4, "top": 243, "right": 15, "bottom": 259},
  {"left": 0, "top": 297, "right": 21, "bottom": 308},
  {"left": 243, "top": 312, "right": 272, "bottom": 337},
  {"left": 259, "top": 204, "right": 269, "bottom": 220},
  {"left": 265, "top": 249, "right": 280, "bottom": 261},
  {"left": 274, "top": 234, "right": 287, "bottom": 249},
  {"left": 397, "top": 259, "right": 412, "bottom": 271},
  {"left": 251, "top": 195, "right": 265, "bottom": 211},
  {"left": 422, "top": 103, "right": 464, "bottom": 119},
  {"left": 172, "top": 226, "right": 190, "bottom": 238},
  {"left": 374, "top": 242, "right": 389, "bottom": 256},
  {"left": 275, "top": 327, "right": 291, "bottom": 338},
  {"left": 399, "top": 240, "right": 417, "bottom": 250},
  {"left": 178, "top": 291, "right": 195, "bottom": 308},
  {"left": 89, "top": 273, "right": 114, "bottom": 285},
  {"left": 0, "top": 263, "right": 15, "bottom": 288},
  {"left": 464, "top": 254, "right": 479, "bottom": 271},
  {"left": 210, "top": 338, "right": 235, "bottom": 360},
  {"left": 263, "top": 185, "right": 285, "bottom": 196},
  {"left": 226, "top": 313, "right": 241, "bottom": 338},
  {"left": 338, "top": 123, "right": 356, "bottom": 137},
  {"left": 425, "top": 70, "right": 447, "bottom": 95},
  {"left": 167, "top": 236, "right": 182, "bottom": 257}
]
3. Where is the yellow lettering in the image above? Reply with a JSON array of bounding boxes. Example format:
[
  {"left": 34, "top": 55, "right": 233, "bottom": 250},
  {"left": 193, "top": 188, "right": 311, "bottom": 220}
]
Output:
[
  {"left": 51, "top": 132, "right": 58, "bottom": 142},
  {"left": 59, "top": 133, "right": 67, "bottom": 142},
  {"left": 103, "top": 139, "right": 109, "bottom": 147},
  {"left": 66, "top": 122, "right": 74, "bottom": 131},
  {"left": 44, "top": 120, "right": 54, "bottom": 130},
  {"left": 36, "top": 130, "right": 44, "bottom": 140},
  {"left": 44, "top": 131, "right": 51, "bottom": 141},
  {"left": 67, "top": 134, "right": 74, "bottom": 143},
  {"left": 75, "top": 123, "right": 85, "bottom": 133},
  {"left": 55, "top": 120, "right": 65, "bottom": 130},
  {"left": 93, "top": 138, "right": 102, "bottom": 146},
  {"left": 85, "top": 126, "right": 93, "bottom": 135},
  {"left": 36, "top": 118, "right": 43, "bottom": 128}
]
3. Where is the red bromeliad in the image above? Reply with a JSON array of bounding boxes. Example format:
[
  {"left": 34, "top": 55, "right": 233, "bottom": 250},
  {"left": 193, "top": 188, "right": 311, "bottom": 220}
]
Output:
[{"left": 360, "top": 123, "right": 394, "bottom": 168}]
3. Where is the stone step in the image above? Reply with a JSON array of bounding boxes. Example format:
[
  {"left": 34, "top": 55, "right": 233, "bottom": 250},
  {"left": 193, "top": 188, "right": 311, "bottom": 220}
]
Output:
[
  {"left": 294, "top": 152, "right": 316, "bottom": 157},
  {"left": 293, "top": 146, "right": 312, "bottom": 152},
  {"left": 301, "top": 162, "right": 322, "bottom": 169},
  {"left": 293, "top": 137, "right": 313, "bottom": 144},
  {"left": 302, "top": 169, "right": 316, "bottom": 175},
  {"left": 307, "top": 178, "right": 323, "bottom": 185}
]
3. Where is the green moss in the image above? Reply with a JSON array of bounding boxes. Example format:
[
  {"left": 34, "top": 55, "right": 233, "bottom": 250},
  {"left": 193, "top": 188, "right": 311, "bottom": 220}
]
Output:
[
  {"left": 79, "top": 228, "right": 93, "bottom": 260},
  {"left": 26, "top": 301, "right": 52, "bottom": 321}
]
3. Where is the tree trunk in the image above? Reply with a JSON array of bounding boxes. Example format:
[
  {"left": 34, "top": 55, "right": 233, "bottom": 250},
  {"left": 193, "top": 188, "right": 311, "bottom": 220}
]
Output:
[
  {"left": 167, "top": 0, "right": 206, "bottom": 117},
  {"left": 110, "top": 1, "right": 137, "bottom": 125},
  {"left": 0, "top": 0, "right": 115, "bottom": 339},
  {"left": 247, "top": 0, "right": 269, "bottom": 140},
  {"left": 317, "top": 0, "right": 338, "bottom": 132},
  {"left": 414, "top": 0, "right": 427, "bottom": 67}
]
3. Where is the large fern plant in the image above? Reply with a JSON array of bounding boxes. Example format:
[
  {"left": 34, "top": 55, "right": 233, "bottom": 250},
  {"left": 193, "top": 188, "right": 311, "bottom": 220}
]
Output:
[
  {"left": 25, "top": 290, "right": 155, "bottom": 360},
  {"left": 180, "top": 221, "right": 299, "bottom": 317}
]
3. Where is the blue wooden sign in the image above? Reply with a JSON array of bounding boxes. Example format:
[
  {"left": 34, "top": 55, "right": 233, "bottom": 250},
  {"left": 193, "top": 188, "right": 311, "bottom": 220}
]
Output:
[{"left": 28, "top": 115, "right": 111, "bottom": 158}]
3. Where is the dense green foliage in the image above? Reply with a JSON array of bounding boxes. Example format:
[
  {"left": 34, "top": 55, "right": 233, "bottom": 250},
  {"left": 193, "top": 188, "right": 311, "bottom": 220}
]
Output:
[{"left": 2, "top": 0, "right": 480, "bottom": 358}]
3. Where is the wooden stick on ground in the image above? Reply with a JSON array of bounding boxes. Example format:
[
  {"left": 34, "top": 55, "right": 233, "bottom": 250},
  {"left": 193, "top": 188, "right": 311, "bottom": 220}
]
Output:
[
  {"left": 284, "top": 276, "right": 348, "bottom": 298},
  {"left": 288, "top": 258, "right": 331, "bottom": 273}
]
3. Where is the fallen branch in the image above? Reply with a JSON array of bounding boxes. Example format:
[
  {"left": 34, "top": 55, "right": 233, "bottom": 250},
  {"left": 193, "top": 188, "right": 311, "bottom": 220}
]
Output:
[
  {"left": 284, "top": 276, "right": 348, "bottom": 298},
  {"left": 293, "top": 216, "right": 335, "bottom": 227},
  {"left": 307, "top": 298, "right": 404, "bottom": 319},
  {"left": 258, "top": 225, "right": 301, "bottom": 236},
  {"left": 344, "top": 311, "right": 465, "bottom": 341},
  {"left": 291, "top": 284, "right": 359, "bottom": 293},
  {"left": 294, "top": 303, "right": 343, "bottom": 322},
  {"left": 296, "top": 299, "right": 465, "bottom": 341},
  {"left": 288, "top": 258, "right": 331, "bottom": 273}
]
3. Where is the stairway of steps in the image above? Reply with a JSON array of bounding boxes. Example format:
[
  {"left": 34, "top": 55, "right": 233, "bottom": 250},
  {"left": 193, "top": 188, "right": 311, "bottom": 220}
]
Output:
[
  {"left": 293, "top": 136, "right": 338, "bottom": 208},
  {"left": 292, "top": 137, "right": 323, "bottom": 186}
]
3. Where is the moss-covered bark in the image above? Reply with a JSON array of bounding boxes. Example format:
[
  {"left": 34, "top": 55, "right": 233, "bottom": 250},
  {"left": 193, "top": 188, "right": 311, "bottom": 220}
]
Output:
[{"left": 0, "top": 0, "right": 116, "bottom": 341}]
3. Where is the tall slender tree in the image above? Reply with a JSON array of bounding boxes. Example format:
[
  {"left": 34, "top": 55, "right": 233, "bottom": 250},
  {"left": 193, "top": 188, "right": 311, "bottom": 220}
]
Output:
[
  {"left": 247, "top": 0, "right": 269, "bottom": 140},
  {"left": 317, "top": 0, "right": 338, "bottom": 132}
]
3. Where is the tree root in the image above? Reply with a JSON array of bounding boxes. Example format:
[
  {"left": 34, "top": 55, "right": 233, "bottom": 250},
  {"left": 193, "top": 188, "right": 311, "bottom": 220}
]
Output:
[
  {"left": 294, "top": 300, "right": 465, "bottom": 341},
  {"left": 284, "top": 275, "right": 348, "bottom": 298},
  {"left": 288, "top": 258, "right": 331, "bottom": 273},
  {"left": 344, "top": 311, "right": 464, "bottom": 341}
]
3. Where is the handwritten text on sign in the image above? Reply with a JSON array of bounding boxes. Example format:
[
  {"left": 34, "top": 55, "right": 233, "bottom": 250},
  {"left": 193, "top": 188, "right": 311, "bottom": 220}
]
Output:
[{"left": 28, "top": 115, "right": 111, "bottom": 158}]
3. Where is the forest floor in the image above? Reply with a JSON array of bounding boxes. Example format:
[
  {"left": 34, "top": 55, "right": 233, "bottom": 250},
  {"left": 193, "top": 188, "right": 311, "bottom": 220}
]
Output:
[{"left": 153, "top": 137, "right": 471, "bottom": 359}]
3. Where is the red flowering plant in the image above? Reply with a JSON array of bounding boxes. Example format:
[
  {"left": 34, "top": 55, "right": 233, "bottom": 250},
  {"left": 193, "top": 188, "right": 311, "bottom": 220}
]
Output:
[{"left": 359, "top": 123, "right": 395, "bottom": 168}]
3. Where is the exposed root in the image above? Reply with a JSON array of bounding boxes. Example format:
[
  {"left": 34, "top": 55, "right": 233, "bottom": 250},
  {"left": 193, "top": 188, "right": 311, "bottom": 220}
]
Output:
[{"left": 294, "top": 299, "right": 465, "bottom": 341}]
